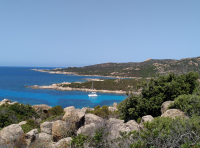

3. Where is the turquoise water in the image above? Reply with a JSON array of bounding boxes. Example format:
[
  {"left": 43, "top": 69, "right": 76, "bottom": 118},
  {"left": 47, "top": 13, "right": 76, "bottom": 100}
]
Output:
[{"left": 0, "top": 67, "right": 126, "bottom": 108}]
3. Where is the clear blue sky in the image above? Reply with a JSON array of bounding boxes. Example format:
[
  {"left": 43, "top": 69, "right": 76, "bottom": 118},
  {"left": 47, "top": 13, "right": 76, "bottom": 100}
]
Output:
[{"left": 0, "top": 1, "right": 200, "bottom": 67}]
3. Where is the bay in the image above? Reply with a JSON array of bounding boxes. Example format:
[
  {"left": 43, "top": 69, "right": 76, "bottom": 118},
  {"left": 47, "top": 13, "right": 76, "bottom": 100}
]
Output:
[{"left": 0, "top": 67, "right": 126, "bottom": 109}]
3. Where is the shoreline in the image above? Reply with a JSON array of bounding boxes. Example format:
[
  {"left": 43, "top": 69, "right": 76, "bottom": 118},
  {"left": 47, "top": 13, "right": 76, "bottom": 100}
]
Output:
[
  {"left": 31, "top": 69, "right": 142, "bottom": 79},
  {"left": 28, "top": 83, "right": 140, "bottom": 95},
  {"left": 29, "top": 69, "right": 141, "bottom": 95}
]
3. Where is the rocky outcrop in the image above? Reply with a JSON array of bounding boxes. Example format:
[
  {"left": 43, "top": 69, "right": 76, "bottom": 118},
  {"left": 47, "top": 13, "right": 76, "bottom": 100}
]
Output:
[
  {"left": 81, "top": 107, "right": 94, "bottom": 113},
  {"left": 78, "top": 118, "right": 140, "bottom": 140},
  {"left": 113, "top": 102, "right": 117, "bottom": 107},
  {"left": 63, "top": 109, "right": 85, "bottom": 128},
  {"left": 52, "top": 137, "right": 72, "bottom": 148},
  {"left": 64, "top": 106, "right": 75, "bottom": 112},
  {"left": 141, "top": 115, "right": 154, "bottom": 123},
  {"left": 108, "top": 120, "right": 140, "bottom": 140},
  {"left": 108, "top": 102, "right": 118, "bottom": 112},
  {"left": 85, "top": 113, "right": 104, "bottom": 125},
  {"left": 0, "top": 124, "right": 24, "bottom": 145},
  {"left": 77, "top": 123, "right": 97, "bottom": 137},
  {"left": 108, "top": 118, "right": 124, "bottom": 124},
  {"left": 126, "top": 120, "right": 140, "bottom": 131},
  {"left": 52, "top": 120, "right": 68, "bottom": 141},
  {"left": 25, "top": 129, "right": 39, "bottom": 146},
  {"left": 161, "top": 109, "right": 189, "bottom": 119},
  {"left": 30, "top": 85, "right": 39, "bottom": 89},
  {"left": 32, "top": 104, "right": 52, "bottom": 113},
  {"left": 38, "top": 133, "right": 52, "bottom": 142},
  {"left": 161, "top": 101, "right": 174, "bottom": 114},
  {"left": 40, "top": 121, "right": 54, "bottom": 135},
  {"left": 18, "top": 121, "right": 27, "bottom": 126},
  {"left": 0, "top": 99, "right": 17, "bottom": 106},
  {"left": 108, "top": 106, "right": 118, "bottom": 112}
]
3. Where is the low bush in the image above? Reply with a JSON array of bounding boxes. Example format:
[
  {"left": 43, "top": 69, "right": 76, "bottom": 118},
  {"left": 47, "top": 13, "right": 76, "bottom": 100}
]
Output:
[
  {"left": 127, "top": 116, "right": 200, "bottom": 148},
  {"left": 118, "top": 95, "right": 147, "bottom": 122},
  {"left": 169, "top": 94, "right": 200, "bottom": 117},
  {"left": 48, "top": 105, "right": 64, "bottom": 116},
  {"left": 0, "top": 108, "right": 17, "bottom": 127},
  {"left": 88, "top": 105, "right": 119, "bottom": 119},
  {"left": 0, "top": 103, "right": 39, "bottom": 128},
  {"left": 21, "top": 119, "right": 40, "bottom": 133},
  {"left": 40, "top": 113, "right": 64, "bottom": 124}
]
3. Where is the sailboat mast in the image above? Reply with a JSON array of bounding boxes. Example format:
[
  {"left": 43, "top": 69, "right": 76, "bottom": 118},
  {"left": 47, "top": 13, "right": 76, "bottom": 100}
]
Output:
[{"left": 92, "top": 81, "right": 93, "bottom": 90}]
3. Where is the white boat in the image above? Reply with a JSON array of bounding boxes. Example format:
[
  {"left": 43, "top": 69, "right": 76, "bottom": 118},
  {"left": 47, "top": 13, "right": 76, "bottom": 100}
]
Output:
[
  {"left": 88, "top": 82, "right": 98, "bottom": 97},
  {"left": 88, "top": 92, "right": 98, "bottom": 97}
]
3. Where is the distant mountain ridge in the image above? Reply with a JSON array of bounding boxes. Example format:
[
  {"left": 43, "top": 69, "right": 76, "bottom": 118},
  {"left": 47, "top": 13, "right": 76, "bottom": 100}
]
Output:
[{"left": 52, "top": 56, "right": 200, "bottom": 77}]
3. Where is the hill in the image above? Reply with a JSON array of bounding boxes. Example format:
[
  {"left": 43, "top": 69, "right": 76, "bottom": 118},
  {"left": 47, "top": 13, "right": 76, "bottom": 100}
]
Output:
[{"left": 51, "top": 56, "right": 200, "bottom": 77}]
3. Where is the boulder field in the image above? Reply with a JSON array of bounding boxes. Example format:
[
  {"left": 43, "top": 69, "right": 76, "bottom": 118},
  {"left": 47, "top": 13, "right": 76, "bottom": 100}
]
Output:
[{"left": 0, "top": 100, "right": 189, "bottom": 148}]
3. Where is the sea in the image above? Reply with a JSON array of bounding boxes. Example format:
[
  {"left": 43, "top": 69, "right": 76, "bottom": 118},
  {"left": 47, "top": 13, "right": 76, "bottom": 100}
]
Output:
[{"left": 0, "top": 67, "right": 126, "bottom": 109}]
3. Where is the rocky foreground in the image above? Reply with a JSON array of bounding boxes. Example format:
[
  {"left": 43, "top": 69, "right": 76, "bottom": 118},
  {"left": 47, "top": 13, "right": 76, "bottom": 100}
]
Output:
[{"left": 0, "top": 99, "right": 189, "bottom": 148}]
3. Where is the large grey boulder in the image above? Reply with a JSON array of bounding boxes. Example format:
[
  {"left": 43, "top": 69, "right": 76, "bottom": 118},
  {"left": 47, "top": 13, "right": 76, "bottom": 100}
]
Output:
[
  {"left": 64, "top": 106, "right": 75, "bottom": 112},
  {"left": 38, "top": 133, "right": 52, "bottom": 142},
  {"left": 41, "top": 121, "right": 54, "bottom": 135},
  {"left": 30, "top": 133, "right": 52, "bottom": 148},
  {"left": 108, "top": 120, "right": 139, "bottom": 140},
  {"left": 108, "top": 106, "right": 118, "bottom": 112},
  {"left": 141, "top": 115, "right": 154, "bottom": 124},
  {"left": 25, "top": 129, "right": 39, "bottom": 146},
  {"left": 52, "top": 120, "right": 68, "bottom": 142},
  {"left": 52, "top": 137, "right": 72, "bottom": 148},
  {"left": 161, "top": 101, "right": 174, "bottom": 114},
  {"left": 85, "top": 113, "right": 104, "bottom": 125},
  {"left": 18, "top": 121, "right": 27, "bottom": 126},
  {"left": 77, "top": 123, "right": 97, "bottom": 137},
  {"left": 108, "top": 118, "right": 124, "bottom": 124},
  {"left": 0, "top": 124, "right": 24, "bottom": 145},
  {"left": 161, "top": 109, "right": 189, "bottom": 119},
  {"left": 63, "top": 109, "right": 85, "bottom": 128},
  {"left": 126, "top": 120, "right": 140, "bottom": 131}
]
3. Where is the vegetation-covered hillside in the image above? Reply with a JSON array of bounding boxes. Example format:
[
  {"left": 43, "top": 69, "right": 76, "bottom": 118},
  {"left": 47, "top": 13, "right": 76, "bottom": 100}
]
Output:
[
  {"left": 61, "top": 78, "right": 143, "bottom": 91},
  {"left": 51, "top": 56, "right": 200, "bottom": 77}
]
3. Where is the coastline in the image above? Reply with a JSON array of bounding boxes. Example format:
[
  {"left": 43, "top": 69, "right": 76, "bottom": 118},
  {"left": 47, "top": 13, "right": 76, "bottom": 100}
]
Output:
[
  {"left": 28, "top": 83, "right": 140, "bottom": 95},
  {"left": 31, "top": 69, "right": 142, "bottom": 79},
  {"left": 29, "top": 69, "right": 141, "bottom": 95}
]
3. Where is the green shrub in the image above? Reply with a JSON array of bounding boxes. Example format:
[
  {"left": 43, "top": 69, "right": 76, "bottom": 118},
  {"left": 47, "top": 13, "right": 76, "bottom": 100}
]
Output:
[
  {"left": 118, "top": 72, "right": 199, "bottom": 122},
  {"left": 128, "top": 116, "right": 200, "bottom": 148},
  {"left": 48, "top": 105, "right": 64, "bottom": 116},
  {"left": 169, "top": 94, "right": 200, "bottom": 117},
  {"left": 40, "top": 113, "right": 64, "bottom": 124},
  {"left": 0, "top": 108, "right": 17, "bottom": 128},
  {"left": 71, "top": 134, "right": 89, "bottom": 147},
  {"left": 21, "top": 124, "right": 34, "bottom": 133},
  {"left": 21, "top": 119, "right": 39, "bottom": 133},
  {"left": 118, "top": 95, "right": 147, "bottom": 122},
  {"left": 0, "top": 103, "right": 39, "bottom": 128},
  {"left": 89, "top": 105, "right": 118, "bottom": 119},
  {"left": 8, "top": 103, "right": 39, "bottom": 120}
]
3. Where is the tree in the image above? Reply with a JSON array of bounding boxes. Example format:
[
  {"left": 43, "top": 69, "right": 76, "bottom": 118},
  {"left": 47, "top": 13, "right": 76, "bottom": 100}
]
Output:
[{"left": 118, "top": 72, "right": 199, "bottom": 122}]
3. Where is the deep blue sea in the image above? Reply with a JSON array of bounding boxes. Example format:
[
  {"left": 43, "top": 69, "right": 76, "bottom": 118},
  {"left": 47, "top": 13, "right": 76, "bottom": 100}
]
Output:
[{"left": 0, "top": 67, "right": 126, "bottom": 109}]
